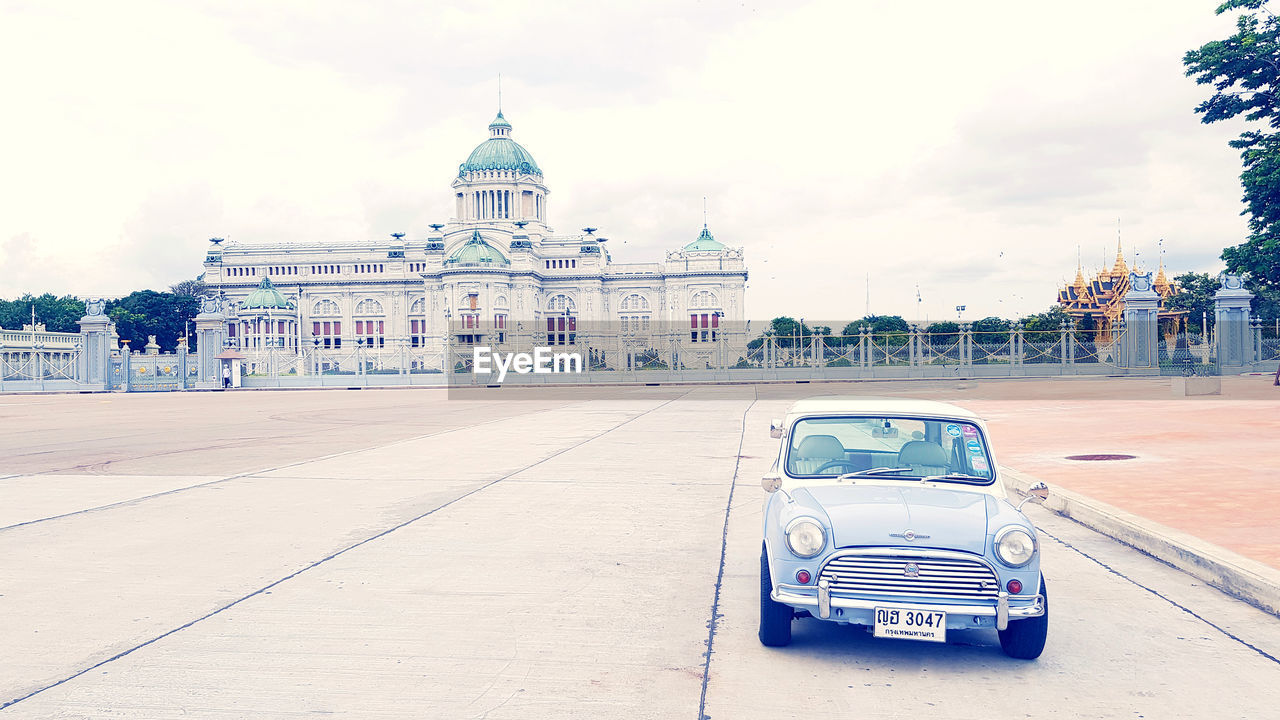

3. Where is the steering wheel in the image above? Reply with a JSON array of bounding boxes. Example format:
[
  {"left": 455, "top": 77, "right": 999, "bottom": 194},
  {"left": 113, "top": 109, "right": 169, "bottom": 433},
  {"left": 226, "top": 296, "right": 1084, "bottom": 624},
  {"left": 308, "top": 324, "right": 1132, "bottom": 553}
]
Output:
[{"left": 814, "top": 459, "right": 862, "bottom": 474}]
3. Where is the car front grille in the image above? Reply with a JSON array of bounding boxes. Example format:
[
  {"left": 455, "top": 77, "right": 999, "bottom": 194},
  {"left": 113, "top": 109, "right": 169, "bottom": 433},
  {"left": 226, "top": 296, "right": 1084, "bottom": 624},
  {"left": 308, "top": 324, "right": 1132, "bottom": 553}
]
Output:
[{"left": 817, "top": 553, "right": 1000, "bottom": 599}]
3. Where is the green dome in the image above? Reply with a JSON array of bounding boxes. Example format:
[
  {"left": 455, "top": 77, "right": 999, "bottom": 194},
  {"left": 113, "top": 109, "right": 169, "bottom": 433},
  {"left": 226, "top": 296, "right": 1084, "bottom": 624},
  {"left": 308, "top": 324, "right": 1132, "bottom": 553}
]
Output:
[
  {"left": 445, "top": 231, "right": 510, "bottom": 267},
  {"left": 683, "top": 226, "right": 726, "bottom": 252},
  {"left": 459, "top": 112, "right": 542, "bottom": 176},
  {"left": 242, "top": 277, "right": 295, "bottom": 310}
]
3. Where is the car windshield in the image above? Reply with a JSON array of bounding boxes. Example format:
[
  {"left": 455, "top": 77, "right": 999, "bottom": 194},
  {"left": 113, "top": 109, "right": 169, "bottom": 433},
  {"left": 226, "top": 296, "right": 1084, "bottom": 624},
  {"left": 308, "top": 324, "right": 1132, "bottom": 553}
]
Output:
[{"left": 785, "top": 415, "right": 994, "bottom": 482}]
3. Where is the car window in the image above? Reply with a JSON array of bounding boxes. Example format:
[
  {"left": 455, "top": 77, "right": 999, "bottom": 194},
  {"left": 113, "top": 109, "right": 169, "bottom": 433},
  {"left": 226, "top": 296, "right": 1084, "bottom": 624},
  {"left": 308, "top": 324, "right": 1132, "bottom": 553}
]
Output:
[{"left": 786, "top": 416, "right": 992, "bottom": 479}]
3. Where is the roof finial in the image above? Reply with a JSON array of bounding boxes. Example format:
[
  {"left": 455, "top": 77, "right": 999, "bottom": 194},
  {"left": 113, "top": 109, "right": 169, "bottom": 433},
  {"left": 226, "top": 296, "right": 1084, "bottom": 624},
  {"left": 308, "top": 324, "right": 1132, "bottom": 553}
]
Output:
[
  {"left": 703, "top": 196, "right": 708, "bottom": 229},
  {"left": 498, "top": 72, "right": 502, "bottom": 114}
]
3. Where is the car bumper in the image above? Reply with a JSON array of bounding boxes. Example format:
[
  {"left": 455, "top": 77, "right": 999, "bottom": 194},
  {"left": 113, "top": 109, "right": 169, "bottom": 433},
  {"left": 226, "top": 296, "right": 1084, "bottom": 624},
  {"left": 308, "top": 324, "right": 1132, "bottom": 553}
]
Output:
[{"left": 773, "top": 582, "right": 1044, "bottom": 631}]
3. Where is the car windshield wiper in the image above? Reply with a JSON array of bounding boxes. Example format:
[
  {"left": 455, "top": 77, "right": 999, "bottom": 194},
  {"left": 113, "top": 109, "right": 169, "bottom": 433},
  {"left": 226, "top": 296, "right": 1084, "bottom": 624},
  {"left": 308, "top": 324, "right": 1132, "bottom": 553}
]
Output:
[
  {"left": 836, "top": 467, "right": 914, "bottom": 480},
  {"left": 918, "top": 473, "right": 994, "bottom": 485}
]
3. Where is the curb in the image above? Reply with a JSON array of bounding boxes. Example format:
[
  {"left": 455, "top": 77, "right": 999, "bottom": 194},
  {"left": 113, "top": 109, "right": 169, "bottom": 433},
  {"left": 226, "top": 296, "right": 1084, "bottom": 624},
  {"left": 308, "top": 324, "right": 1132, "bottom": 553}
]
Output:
[{"left": 1002, "top": 465, "right": 1280, "bottom": 618}]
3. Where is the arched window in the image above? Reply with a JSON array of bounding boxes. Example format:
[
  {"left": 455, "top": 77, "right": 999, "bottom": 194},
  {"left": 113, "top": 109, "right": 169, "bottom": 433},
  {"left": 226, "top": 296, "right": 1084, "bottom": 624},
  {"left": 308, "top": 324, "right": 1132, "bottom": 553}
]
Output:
[
  {"left": 313, "top": 299, "right": 340, "bottom": 316},
  {"left": 620, "top": 294, "right": 650, "bottom": 311},
  {"left": 494, "top": 295, "right": 509, "bottom": 308},
  {"left": 355, "top": 298, "right": 384, "bottom": 315},
  {"left": 690, "top": 290, "right": 719, "bottom": 308},
  {"left": 354, "top": 299, "right": 385, "bottom": 348},
  {"left": 548, "top": 294, "right": 575, "bottom": 313},
  {"left": 409, "top": 297, "right": 427, "bottom": 348}
]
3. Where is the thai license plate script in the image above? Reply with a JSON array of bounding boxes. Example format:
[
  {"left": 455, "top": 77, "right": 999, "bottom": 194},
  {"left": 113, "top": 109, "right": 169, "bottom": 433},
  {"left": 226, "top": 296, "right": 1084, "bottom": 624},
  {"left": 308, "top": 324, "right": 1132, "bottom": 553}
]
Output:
[{"left": 873, "top": 606, "right": 946, "bottom": 642}]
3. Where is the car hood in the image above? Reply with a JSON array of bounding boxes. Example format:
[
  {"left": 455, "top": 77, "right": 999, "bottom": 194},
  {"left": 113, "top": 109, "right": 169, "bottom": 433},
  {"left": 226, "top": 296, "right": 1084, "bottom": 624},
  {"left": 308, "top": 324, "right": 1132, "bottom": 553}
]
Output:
[{"left": 796, "top": 484, "right": 991, "bottom": 556}]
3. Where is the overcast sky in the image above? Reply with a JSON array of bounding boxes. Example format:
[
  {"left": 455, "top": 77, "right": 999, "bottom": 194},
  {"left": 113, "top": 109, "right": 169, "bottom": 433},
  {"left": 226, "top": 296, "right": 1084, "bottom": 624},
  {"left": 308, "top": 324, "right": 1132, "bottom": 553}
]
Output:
[{"left": 0, "top": 0, "right": 1254, "bottom": 323}]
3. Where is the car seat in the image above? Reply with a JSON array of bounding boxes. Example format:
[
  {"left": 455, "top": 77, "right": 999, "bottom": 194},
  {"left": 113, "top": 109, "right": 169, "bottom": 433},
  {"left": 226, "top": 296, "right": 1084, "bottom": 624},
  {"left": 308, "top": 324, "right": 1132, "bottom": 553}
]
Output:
[
  {"left": 791, "top": 434, "right": 846, "bottom": 475},
  {"left": 896, "top": 440, "right": 949, "bottom": 476}
]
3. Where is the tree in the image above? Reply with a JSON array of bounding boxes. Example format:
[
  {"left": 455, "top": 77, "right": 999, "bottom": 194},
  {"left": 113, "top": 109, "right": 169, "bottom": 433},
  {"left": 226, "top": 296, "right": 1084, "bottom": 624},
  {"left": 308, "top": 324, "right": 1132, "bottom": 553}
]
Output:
[
  {"left": 106, "top": 290, "right": 199, "bottom": 352},
  {"left": 769, "top": 316, "right": 814, "bottom": 348},
  {"left": 839, "top": 315, "right": 910, "bottom": 347},
  {"left": 970, "top": 316, "right": 1011, "bottom": 339},
  {"left": 1184, "top": 0, "right": 1280, "bottom": 311},
  {"left": 1165, "top": 272, "right": 1220, "bottom": 334},
  {"left": 170, "top": 277, "right": 208, "bottom": 298},
  {"left": 1020, "top": 306, "right": 1073, "bottom": 343},
  {"left": 0, "top": 294, "right": 85, "bottom": 333}
]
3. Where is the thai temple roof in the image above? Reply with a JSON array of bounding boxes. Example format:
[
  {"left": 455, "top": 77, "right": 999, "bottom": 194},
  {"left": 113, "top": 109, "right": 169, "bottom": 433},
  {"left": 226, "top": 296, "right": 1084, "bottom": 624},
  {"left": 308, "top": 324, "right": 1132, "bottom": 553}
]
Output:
[{"left": 1055, "top": 241, "right": 1184, "bottom": 339}]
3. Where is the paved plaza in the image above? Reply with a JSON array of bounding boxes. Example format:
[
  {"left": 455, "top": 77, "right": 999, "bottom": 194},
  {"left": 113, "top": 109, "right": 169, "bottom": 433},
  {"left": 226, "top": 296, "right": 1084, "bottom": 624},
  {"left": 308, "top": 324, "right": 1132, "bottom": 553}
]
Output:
[{"left": 2, "top": 379, "right": 1279, "bottom": 718}]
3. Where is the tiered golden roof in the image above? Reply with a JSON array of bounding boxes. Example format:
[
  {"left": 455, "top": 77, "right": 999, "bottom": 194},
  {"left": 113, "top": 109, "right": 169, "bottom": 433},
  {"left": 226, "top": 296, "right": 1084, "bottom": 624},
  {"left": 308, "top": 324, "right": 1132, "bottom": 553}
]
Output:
[{"left": 1056, "top": 242, "right": 1182, "bottom": 341}]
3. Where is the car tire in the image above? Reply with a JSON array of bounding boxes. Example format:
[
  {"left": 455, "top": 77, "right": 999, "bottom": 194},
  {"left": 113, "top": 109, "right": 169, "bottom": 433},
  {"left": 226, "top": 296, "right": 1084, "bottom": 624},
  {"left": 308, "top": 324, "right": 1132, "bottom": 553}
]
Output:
[
  {"left": 759, "top": 545, "right": 793, "bottom": 647},
  {"left": 998, "top": 574, "right": 1048, "bottom": 659}
]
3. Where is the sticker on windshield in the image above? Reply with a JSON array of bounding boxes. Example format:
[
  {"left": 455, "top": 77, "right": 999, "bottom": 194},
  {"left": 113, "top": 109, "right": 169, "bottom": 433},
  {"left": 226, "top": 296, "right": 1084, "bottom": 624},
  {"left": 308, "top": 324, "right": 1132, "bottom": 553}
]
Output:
[
  {"left": 962, "top": 425, "right": 979, "bottom": 438},
  {"left": 970, "top": 456, "right": 989, "bottom": 471},
  {"left": 946, "top": 424, "right": 962, "bottom": 437},
  {"left": 966, "top": 439, "right": 983, "bottom": 454}
]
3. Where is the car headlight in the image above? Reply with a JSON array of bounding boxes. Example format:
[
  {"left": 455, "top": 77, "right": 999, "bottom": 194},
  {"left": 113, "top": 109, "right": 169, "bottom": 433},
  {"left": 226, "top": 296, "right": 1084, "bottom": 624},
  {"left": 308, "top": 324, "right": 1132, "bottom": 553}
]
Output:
[
  {"left": 785, "top": 518, "right": 827, "bottom": 558},
  {"left": 994, "top": 526, "right": 1037, "bottom": 567}
]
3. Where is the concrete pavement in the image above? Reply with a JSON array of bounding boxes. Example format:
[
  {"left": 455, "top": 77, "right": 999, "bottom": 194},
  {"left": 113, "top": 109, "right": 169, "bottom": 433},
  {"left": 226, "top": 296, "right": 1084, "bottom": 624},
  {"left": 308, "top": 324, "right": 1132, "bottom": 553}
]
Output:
[{"left": 2, "top": 383, "right": 1279, "bottom": 718}]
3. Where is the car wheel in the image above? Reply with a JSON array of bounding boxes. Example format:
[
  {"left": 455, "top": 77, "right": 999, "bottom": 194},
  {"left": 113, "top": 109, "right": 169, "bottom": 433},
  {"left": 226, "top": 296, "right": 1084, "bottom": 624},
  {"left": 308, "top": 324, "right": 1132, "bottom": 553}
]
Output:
[
  {"left": 759, "top": 544, "right": 793, "bottom": 647},
  {"left": 998, "top": 573, "right": 1048, "bottom": 659}
]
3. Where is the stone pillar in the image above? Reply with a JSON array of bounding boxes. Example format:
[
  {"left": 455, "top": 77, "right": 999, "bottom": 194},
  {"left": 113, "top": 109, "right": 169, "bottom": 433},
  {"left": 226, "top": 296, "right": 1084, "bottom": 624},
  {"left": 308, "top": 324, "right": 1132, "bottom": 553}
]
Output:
[
  {"left": 1121, "top": 271, "right": 1161, "bottom": 370},
  {"left": 859, "top": 328, "right": 869, "bottom": 368},
  {"left": 960, "top": 323, "right": 972, "bottom": 367},
  {"left": 120, "top": 343, "right": 132, "bottom": 391},
  {"left": 1214, "top": 273, "right": 1254, "bottom": 369},
  {"left": 77, "top": 299, "right": 112, "bottom": 389},
  {"left": 194, "top": 295, "right": 229, "bottom": 388},
  {"left": 177, "top": 339, "right": 189, "bottom": 390}
]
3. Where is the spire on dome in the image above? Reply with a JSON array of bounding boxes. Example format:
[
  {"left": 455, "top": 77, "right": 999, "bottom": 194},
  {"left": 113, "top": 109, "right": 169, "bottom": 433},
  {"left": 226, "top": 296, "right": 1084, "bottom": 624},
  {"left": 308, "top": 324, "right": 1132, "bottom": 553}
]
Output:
[{"left": 488, "top": 111, "right": 512, "bottom": 138}]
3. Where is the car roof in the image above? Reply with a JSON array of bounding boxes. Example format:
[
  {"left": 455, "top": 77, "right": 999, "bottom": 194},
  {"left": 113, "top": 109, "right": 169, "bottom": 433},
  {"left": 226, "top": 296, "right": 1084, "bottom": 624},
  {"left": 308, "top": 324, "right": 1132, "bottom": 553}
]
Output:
[{"left": 785, "top": 395, "right": 982, "bottom": 422}]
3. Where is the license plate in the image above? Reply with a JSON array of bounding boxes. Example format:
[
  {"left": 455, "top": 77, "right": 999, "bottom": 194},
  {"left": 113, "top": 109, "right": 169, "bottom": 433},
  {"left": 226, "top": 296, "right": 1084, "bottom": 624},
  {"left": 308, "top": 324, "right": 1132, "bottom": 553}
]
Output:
[{"left": 873, "top": 606, "right": 946, "bottom": 643}]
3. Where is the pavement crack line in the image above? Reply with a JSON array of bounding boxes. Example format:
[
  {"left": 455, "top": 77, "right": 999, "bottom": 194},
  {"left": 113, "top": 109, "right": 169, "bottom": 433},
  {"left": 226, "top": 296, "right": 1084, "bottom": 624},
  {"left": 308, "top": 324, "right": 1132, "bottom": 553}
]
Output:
[
  {"left": 697, "top": 386, "right": 758, "bottom": 720},
  {"left": 0, "top": 400, "right": 588, "bottom": 533},
  {"left": 1036, "top": 525, "right": 1280, "bottom": 665},
  {"left": 1, "top": 393, "right": 689, "bottom": 710}
]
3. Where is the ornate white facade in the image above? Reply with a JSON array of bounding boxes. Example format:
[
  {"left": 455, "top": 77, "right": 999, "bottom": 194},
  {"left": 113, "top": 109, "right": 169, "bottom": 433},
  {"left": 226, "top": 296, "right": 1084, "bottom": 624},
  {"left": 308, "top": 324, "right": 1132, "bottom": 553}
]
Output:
[{"left": 201, "top": 111, "right": 748, "bottom": 373}]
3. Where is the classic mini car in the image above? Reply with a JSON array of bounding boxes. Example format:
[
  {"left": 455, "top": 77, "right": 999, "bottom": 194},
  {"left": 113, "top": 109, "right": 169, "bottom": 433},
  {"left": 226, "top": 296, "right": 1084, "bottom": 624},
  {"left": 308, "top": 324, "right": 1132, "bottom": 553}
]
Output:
[{"left": 759, "top": 397, "right": 1049, "bottom": 659}]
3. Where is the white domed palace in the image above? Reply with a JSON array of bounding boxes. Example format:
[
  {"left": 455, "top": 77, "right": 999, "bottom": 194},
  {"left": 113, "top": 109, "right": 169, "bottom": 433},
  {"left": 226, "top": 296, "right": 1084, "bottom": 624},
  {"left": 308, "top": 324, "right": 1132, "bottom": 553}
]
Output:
[{"left": 201, "top": 110, "right": 748, "bottom": 376}]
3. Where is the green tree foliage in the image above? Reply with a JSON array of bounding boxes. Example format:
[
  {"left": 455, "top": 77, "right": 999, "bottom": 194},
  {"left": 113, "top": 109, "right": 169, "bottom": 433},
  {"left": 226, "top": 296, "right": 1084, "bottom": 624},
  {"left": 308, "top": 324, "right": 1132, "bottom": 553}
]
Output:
[
  {"left": 1165, "top": 272, "right": 1220, "bottom": 333},
  {"left": 1184, "top": 0, "right": 1280, "bottom": 309},
  {"left": 967, "top": 315, "right": 1008, "bottom": 340},
  {"left": 1019, "top": 306, "right": 1074, "bottom": 343},
  {"left": 0, "top": 294, "right": 85, "bottom": 333},
  {"left": 169, "top": 277, "right": 208, "bottom": 298},
  {"left": 839, "top": 315, "right": 910, "bottom": 346},
  {"left": 106, "top": 290, "right": 199, "bottom": 352},
  {"left": 768, "top": 316, "right": 814, "bottom": 348}
]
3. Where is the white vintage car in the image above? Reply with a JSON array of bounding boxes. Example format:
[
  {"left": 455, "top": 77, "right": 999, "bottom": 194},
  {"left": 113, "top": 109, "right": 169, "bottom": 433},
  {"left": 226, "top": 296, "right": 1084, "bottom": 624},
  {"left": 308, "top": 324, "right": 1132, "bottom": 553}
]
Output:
[{"left": 760, "top": 397, "right": 1049, "bottom": 659}]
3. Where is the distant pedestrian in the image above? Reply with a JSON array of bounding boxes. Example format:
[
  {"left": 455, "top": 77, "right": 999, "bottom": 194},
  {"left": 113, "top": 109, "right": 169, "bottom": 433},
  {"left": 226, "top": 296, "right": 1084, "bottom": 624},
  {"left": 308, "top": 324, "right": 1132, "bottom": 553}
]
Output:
[{"left": 222, "top": 364, "right": 231, "bottom": 389}]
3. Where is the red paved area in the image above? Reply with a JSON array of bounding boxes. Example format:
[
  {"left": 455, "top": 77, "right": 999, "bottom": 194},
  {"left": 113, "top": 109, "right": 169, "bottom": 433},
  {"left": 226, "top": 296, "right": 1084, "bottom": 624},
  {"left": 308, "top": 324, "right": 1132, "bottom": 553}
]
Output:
[
  {"left": 973, "top": 384, "right": 1280, "bottom": 569},
  {"left": 878, "top": 376, "right": 1280, "bottom": 569}
]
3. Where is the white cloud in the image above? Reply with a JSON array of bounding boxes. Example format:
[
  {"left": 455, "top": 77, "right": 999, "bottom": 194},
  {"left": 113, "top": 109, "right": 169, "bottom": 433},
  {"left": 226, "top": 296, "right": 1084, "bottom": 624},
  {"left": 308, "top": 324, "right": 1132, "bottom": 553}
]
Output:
[{"left": 0, "top": 0, "right": 1257, "bottom": 322}]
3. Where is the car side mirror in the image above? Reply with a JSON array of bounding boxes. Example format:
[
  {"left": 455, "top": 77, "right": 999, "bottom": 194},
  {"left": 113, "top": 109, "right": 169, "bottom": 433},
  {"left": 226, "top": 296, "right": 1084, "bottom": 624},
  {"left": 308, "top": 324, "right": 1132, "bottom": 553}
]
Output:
[
  {"left": 769, "top": 418, "right": 784, "bottom": 439},
  {"left": 1016, "top": 481, "right": 1050, "bottom": 511},
  {"left": 762, "top": 473, "right": 782, "bottom": 493}
]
